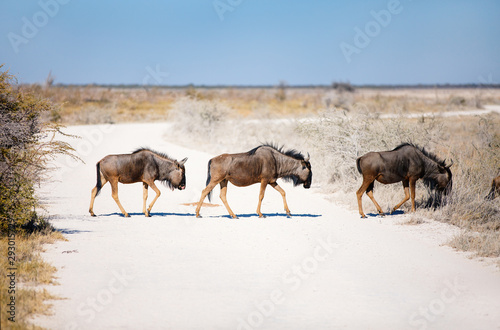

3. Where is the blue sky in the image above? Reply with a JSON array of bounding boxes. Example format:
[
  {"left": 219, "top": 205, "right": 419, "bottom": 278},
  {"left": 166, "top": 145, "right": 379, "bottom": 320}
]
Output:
[{"left": 1, "top": 0, "right": 499, "bottom": 85}]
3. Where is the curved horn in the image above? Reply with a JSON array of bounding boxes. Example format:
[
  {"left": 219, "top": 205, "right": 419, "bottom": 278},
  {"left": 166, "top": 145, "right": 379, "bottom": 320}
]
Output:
[
  {"left": 304, "top": 152, "right": 310, "bottom": 162},
  {"left": 447, "top": 159, "right": 454, "bottom": 168}
]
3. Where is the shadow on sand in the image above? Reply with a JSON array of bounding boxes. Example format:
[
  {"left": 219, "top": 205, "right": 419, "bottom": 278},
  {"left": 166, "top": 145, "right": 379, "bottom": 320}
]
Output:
[
  {"left": 97, "top": 212, "right": 321, "bottom": 219},
  {"left": 364, "top": 210, "right": 405, "bottom": 218},
  {"left": 99, "top": 212, "right": 196, "bottom": 217},
  {"left": 212, "top": 213, "right": 322, "bottom": 219},
  {"left": 57, "top": 228, "right": 92, "bottom": 235}
]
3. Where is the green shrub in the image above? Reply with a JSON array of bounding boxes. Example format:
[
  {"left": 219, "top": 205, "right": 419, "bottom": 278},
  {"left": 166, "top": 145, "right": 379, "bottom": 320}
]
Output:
[{"left": 0, "top": 66, "right": 77, "bottom": 236}]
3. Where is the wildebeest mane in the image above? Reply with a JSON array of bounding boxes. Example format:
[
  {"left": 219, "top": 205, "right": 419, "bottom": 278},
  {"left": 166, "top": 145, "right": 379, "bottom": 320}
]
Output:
[
  {"left": 133, "top": 147, "right": 174, "bottom": 162},
  {"left": 393, "top": 143, "right": 447, "bottom": 167},
  {"left": 247, "top": 143, "right": 306, "bottom": 161}
]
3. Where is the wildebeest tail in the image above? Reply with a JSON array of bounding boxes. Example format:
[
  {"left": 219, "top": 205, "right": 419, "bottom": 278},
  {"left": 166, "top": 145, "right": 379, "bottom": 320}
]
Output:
[
  {"left": 356, "top": 157, "right": 362, "bottom": 174},
  {"left": 206, "top": 159, "right": 213, "bottom": 202},
  {"left": 95, "top": 162, "right": 103, "bottom": 196}
]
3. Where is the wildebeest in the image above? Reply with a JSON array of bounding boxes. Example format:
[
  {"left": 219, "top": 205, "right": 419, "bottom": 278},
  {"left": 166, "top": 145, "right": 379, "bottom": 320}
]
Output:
[
  {"left": 485, "top": 175, "right": 500, "bottom": 200},
  {"left": 356, "top": 143, "right": 452, "bottom": 218},
  {"left": 195, "top": 144, "right": 312, "bottom": 218},
  {"left": 89, "top": 148, "right": 187, "bottom": 217}
]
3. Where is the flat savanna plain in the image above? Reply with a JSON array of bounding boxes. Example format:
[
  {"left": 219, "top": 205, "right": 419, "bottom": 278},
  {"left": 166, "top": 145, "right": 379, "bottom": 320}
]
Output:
[{"left": 24, "top": 85, "right": 500, "bottom": 329}]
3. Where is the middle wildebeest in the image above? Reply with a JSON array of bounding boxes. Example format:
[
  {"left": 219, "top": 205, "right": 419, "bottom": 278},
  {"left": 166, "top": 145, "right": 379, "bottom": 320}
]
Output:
[
  {"left": 485, "top": 175, "right": 500, "bottom": 200},
  {"left": 356, "top": 143, "right": 452, "bottom": 218},
  {"left": 195, "top": 144, "right": 312, "bottom": 218},
  {"left": 89, "top": 148, "right": 187, "bottom": 217}
]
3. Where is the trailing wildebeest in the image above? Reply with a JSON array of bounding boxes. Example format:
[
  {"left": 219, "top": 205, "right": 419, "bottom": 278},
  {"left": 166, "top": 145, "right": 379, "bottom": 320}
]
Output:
[
  {"left": 195, "top": 144, "right": 312, "bottom": 218},
  {"left": 485, "top": 175, "right": 500, "bottom": 200},
  {"left": 89, "top": 148, "right": 187, "bottom": 217},
  {"left": 356, "top": 143, "right": 452, "bottom": 218}
]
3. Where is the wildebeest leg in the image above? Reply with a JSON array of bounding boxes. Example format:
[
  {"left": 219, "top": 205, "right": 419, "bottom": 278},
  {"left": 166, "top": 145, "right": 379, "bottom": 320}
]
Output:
[
  {"left": 364, "top": 180, "right": 384, "bottom": 216},
  {"left": 356, "top": 177, "right": 376, "bottom": 218},
  {"left": 256, "top": 180, "right": 268, "bottom": 218},
  {"left": 270, "top": 182, "right": 291, "bottom": 217},
  {"left": 143, "top": 183, "right": 150, "bottom": 217},
  {"left": 366, "top": 190, "right": 384, "bottom": 216},
  {"left": 195, "top": 180, "right": 219, "bottom": 218},
  {"left": 110, "top": 179, "right": 129, "bottom": 217},
  {"left": 409, "top": 178, "right": 417, "bottom": 211},
  {"left": 391, "top": 179, "right": 410, "bottom": 214},
  {"left": 89, "top": 176, "right": 107, "bottom": 217},
  {"left": 145, "top": 181, "right": 161, "bottom": 215},
  {"left": 219, "top": 179, "right": 237, "bottom": 219}
]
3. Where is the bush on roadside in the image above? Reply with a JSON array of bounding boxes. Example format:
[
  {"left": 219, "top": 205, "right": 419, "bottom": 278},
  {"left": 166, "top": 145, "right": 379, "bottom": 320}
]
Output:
[
  {"left": 0, "top": 66, "right": 77, "bottom": 236},
  {"left": 439, "top": 116, "right": 500, "bottom": 257}
]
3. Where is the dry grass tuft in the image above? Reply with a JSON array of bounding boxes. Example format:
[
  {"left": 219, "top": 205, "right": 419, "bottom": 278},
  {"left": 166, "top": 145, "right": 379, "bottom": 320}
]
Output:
[
  {"left": 0, "top": 231, "right": 63, "bottom": 328},
  {"left": 400, "top": 216, "right": 427, "bottom": 226},
  {"left": 449, "top": 231, "right": 500, "bottom": 258}
]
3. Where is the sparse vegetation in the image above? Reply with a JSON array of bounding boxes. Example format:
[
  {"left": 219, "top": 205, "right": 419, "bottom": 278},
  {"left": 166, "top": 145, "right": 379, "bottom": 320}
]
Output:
[{"left": 440, "top": 117, "right": 500, "bottom": 259}]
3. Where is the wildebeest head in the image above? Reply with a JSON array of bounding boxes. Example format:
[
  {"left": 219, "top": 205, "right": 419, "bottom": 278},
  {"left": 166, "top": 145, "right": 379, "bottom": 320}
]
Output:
[
  {"left": 424, "top": 160, "right": 453, "bottom": 193},
  {"left": 162, "top": 158, "right": 187, "bottom": 190},
  {"left": 295, "top": 154, "right": 312, "bottom": 189},
  {"left": 437, "top": 162, "right": 453, "bottom": 196}
]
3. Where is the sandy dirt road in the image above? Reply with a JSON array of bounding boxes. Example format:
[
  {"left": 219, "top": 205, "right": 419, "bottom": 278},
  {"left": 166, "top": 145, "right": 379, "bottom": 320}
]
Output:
[{"left": 33, "top": 122, "right": 500, "bottom": 330}]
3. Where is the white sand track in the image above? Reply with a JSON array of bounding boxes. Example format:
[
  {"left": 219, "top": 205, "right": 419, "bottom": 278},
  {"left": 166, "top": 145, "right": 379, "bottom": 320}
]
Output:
[{"left": 32, "top": 122, "right": 500, "bottom": 330}]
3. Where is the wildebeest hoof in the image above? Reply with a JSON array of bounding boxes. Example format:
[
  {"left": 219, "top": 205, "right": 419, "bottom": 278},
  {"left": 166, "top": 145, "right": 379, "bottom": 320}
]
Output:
[
  {"left": 360, "top": 214, "right": 367, "bottom": 219},
  {"left": 145, "top": 212, "right": 151, "bottom": 217},
  {"left": 258, "top": 214, "right": 266, "bottom": 218},
  {"left": 90, "top": 213, "right": 96, "bottom": 217},
  {"left": 124, "top": 213, "right": 130, "bottom": 217}
]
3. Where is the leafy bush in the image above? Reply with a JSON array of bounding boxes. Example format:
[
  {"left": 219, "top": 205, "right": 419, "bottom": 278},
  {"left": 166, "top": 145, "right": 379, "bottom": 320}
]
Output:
[{"left": 0, "top": 67, "right": 76, "bottom": 236}]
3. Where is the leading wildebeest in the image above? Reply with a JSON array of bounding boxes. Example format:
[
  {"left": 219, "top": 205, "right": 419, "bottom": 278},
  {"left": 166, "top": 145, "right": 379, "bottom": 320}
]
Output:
[
  {"left": 485, "top": 175, "right": 500, "bottom": 200},
  {"left": 89, "top": 148, "right": 187, "bottom": 217},
  {"left": 195, "top": 144, "right": 312, "bottom": 218},
  {"left": 356, "top": 143, "right": 452, "bottom": 218}
]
